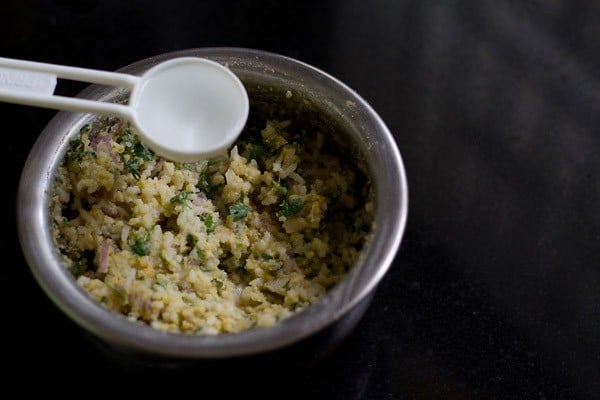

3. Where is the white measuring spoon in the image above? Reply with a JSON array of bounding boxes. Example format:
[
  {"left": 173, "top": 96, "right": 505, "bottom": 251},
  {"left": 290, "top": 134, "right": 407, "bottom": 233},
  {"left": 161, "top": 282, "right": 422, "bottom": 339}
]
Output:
[{"left": 0, "top": 56, "right": 249, "bottom": 162}]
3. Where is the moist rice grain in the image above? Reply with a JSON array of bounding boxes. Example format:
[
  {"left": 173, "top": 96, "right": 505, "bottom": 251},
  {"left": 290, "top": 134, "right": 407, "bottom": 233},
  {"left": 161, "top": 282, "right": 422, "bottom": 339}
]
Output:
[{"left": 50, "top": 117, "right": 373, "bottom": 335}]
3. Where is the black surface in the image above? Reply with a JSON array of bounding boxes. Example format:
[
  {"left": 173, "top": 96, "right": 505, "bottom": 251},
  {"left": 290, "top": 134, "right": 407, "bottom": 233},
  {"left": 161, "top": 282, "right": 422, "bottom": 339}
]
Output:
[{"left": 3, "top": 1, "right": 599, "bottom": 398}]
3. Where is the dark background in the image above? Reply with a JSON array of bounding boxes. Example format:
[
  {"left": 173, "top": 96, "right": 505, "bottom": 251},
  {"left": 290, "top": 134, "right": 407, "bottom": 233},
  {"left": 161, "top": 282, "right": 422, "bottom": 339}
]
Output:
[{"left": 3, "top": 1, "right": 599, "bottom": 398}]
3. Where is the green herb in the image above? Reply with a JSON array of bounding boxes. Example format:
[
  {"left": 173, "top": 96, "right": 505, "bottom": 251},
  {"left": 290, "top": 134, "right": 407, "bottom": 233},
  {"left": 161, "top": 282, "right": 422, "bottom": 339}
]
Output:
[
  {"left": 196, "top": 249, "right": 208, "bottom": 267},
  {"left": 80, "top": 124, "right": 91, "bottom": 134},
  {"left": 69, "top": 261, "right": 87, "bottom": 277},
  {"left": 283, "top": 280, "right": 291, "bottom": 291},
  {"left": 131, "top": 230, "right": 150, "bottom": 256},
  {"left": 267, "top": 261, "right": 283, "bottom": 271},
  {"left": 159, "top": 253, "right": 168, "bottom": 265},
  {"left": 219, "top": 251, "right": 232, "bottom": 264},
  {"left": 124, "top": 158, "right": 142, "bottom": 179},
  {"left": 229, "top": 202, "right": 249, "bottom": 221},
  {"left": 66, "top": 133, "right": 95, "bottom": 162},
  {"left": 68, "top": 250, "right": 94, "bottom": 277},
  {"left": 211, "top": 278, "right": 224, "bottom": 294},
  {"left": 273, "top": 181, "right": 287, "bottom": 195},
  {"left": 180, "top": 163, "right": 194, "bottom": 171},
  {"left": 263, "top": 135, "right": 283, "bottom": 150},
  {"left": 261, "top": 124, "right": 287, "bottom": 150},
  {"left": 120, "top": 123, "right": 135, "bottom": 148},
  {"left": 170, "top": 191, "right": 191, "bottom": 205},
  {"left": 200, "top": 213, "right": 214, "bottom": 233},
  {"left": 212, "top": 278, "right": 224, "bottom": 289},
  {"left": 186, "top": 233, "right": 197, "bottom": 249},
  {"left": 260, "top": 253, "right": 282, "bottom": 271},
  {"left": 277, "top": 198, "right": 305, "bottom": 218},
  {"left": 119, "top": 123, "right": 154, "bottom": 179},
  {"left": 67, "top": 138, "right": 84, "bottom": 159},
  {"left": 200, "top": 265, "right": 212, "bottom": 273},
  {"left": 248, "top": 143, "right": 269, "bottom": 160},
  {"left": 133, "top": 142, "right": 153, "bottom": 160},
  {"left": 197, "top": 169, "right": 220, "bottom": 196}
]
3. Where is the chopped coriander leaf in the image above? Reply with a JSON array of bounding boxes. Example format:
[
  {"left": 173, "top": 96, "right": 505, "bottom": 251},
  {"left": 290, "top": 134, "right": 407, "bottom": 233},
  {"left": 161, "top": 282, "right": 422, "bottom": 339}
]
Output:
[
  {"left": 266, "top": 260, "right": 283, "bottom": 271},
  {"left": 69, "top": 260, "right": 88, "bottom": 277},
  {"left": 261, "top": 124, "right": 287, "bottom": 150},
  {"left": 212, "top": 278, "right": 224, "bottom": 294},
  {"left": 206, "top": 159, "right": 222, "bottom": 167},
  {"left": 283, "top": 280, "right": 291, "bottom": 291},
  {"left": 200, "top": 213, "right": 214, "bottom": 233},
  {"left": 69, "top": 249, "right": 95, "bottom": 277},
  {"left": 248, "top": 143, "right": 269, "bottom": 160},
  {"left": 277, "top": 198, "right": 305, "bottom": 218},
  {"left": 212, "top": 278, "right": 224, "bottom": 288},
  {"left": 120, "top": 123, "right": 135, "bottom": 147},
  {"left": 180, "top": 163, "right": 194, "bottom": 171},
  {"left": 66, "top": 138, "right": 85, "bottom": 162},
  {"left": 263, "top": 135, "right": 282, "bottom": 150},
  {"left": 133, "top": 142, "right": 154, "bottom": 160},
  {"left": 124, "top": 158, "right": 142, "bottom": 179},
  {"left": 198, "top": 169, "right": 220, "bottom": 196},
  {"left": 273, "top": 181, "right": 287, "bottom": 195},
  {"left": 118, "top": 124, "right": 153, "bottom": 179},
  {"left": 196, "top": 249, "right": 207, "bottom": 265},
  {"left": 186, "top": 233, "right": 197, "bottom": 249},
  {"left": 170, "top": 191, "right": 191, "bottom": 205},
  {"left": 131, "top": 230, "right": 150, "bottom": 256},
  {"left": 229, "top": 202, "right": 249, "bottom": 221},
  {"left": 79, "top": 124, "right": 91, "bottom": 134}
]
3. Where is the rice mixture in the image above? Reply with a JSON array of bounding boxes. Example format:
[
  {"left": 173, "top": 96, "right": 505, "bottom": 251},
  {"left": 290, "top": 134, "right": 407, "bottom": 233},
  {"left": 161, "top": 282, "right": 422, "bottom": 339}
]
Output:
[{"left": 50, "top": 117, "right": 373, "bottom": 334}]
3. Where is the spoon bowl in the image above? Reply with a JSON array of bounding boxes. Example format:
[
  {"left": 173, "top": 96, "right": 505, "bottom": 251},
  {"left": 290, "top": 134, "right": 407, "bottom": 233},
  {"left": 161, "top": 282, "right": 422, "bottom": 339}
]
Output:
[{"left": 0, "top": 56, "right": 249, "bottom": 162}]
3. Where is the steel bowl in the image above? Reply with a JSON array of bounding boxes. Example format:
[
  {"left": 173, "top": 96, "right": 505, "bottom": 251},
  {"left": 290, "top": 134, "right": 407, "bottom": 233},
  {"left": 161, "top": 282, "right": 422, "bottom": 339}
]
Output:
[{"left": 17, "top": 47, "right": 408, "bottom": 368}]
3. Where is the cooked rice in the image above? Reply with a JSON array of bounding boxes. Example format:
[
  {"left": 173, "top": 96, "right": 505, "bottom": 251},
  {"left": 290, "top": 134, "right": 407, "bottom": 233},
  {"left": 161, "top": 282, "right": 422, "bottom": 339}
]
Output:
[{"left": 50, "top": 116, "right": 373, "bottom": 335}]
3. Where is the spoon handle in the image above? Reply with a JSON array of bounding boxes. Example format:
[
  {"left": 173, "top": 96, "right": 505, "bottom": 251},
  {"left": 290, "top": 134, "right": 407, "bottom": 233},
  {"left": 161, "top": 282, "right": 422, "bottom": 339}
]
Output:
[{"left": 0, "top": 57, "right": 138, "bottom": 119}]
